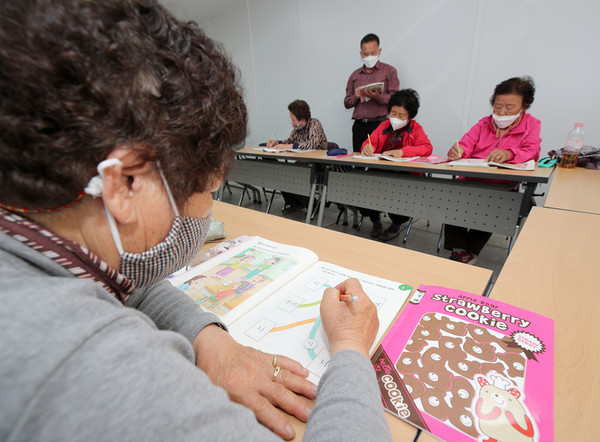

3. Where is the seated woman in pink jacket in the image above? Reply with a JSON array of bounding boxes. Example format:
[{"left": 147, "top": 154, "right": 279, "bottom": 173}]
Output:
[
  {"left": 360, "top": 89, "right": 433, "bottom": 241},
  {"left": 444, "top": 76, "right": 541, "bottom": 264}
]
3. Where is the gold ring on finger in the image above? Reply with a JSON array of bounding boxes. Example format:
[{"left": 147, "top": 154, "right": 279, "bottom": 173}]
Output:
[{"left": 272, "top": 365, "right": 281, "bottom": 382}]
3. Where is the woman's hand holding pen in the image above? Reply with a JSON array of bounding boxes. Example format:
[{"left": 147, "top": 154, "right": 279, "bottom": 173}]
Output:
[
  {"left": 362, "top": 134, "right": 375, "bottom": 156},
  {"left": 266, "top": 138, "right": 277, "bottom": 148},
  {"left": 320, "top": 278, "right": 379, "bottom": 359},
  {"left": 447, "top": 141, "right": 464, "bottom": 160}
]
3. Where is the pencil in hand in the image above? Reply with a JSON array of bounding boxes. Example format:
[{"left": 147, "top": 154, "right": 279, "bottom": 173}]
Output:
[
  {"left": 449, "top": 140, "right": 461, "bottom": 160},
  {"left": 339, "top": 294, "right": 358, "bottom": 303},
  {"left": 363, "top": 134, "right": 373, "bottom": 156}
]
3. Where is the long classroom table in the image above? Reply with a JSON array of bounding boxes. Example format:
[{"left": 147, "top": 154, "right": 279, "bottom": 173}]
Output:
[
  {"left": 228, "top": 147, "right": 553, "bottom": 242},
  {"left": 544, "top": 166, "right": 600, "bottom": 215},
  {"left": 487, "top": 206, "right": 599, "bottom": 442},
  {"left": 209, "top": 201, "right": 493, "bottom": 441}
]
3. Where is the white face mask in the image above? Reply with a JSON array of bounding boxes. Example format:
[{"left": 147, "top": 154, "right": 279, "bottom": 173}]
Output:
[
  {"left": 492, "top": 109, "right": 522, "bottom": 129},
  {"left": 390, "top": 117, "right": 408, "bottom": 131},
  {"left": 85, "top": 159, "right": 209, "bottom": 288},
  {"left": 362, "top": 55, "right": 379, "bottom": 69}
]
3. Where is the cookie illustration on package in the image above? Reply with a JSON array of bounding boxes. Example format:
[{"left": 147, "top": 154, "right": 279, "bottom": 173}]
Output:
[
  {"left": 479, "top": 362, "right": 508, "bottom": 379},
  {"left": 497, "top": 351, "right": 527, "bottom": 378},
  {"left": 415, "top": 317, "right": 441, "bottom": 341},
  {"left": 395, "top": 350, "right": 422, "bottom": 375},
  {"left": 438, "top": 335, "right": 467, "bottom": 359},
  {"left": 463, "top": 336, "right": 497, "bottom": 362},
  {"left": 416, "top": 363, "right": 453, "bottom": 391},
  {"left": 448, "top": 358, "right": 481, "bottom": 379},
  {"left": 448, "top": 376, "right": 475, "bottom": 410},
  {"left": 438, "top": 315, "right": 467, "bottom": 336},
  {"left": 421, "top": 347, "right": 447, "bottom": 370},
  {"left": 448, "top": 408, "right": 480, "bottom": 439},
  {"left": 420, "top": 387, "right": 451, "bottom": 421},
  {"left": 394, "top": 312, "right": 534, "bottom": 439},
  {"left": 401, "top": 373, "right": 426, "bottom": 399},
  {"left": 405, "top": 335, "right": 427, "bottom": 352},
  {"left": 466, "top": 323, "right": 497, "bottom": 344}
]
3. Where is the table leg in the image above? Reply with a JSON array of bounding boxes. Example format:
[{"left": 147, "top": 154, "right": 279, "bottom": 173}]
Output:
[
  {"left": 305, "top": 182, "right": 317, "bottom": 224},
  {"left": 317, "top": 183, "right": 328, "bottom": 227}
]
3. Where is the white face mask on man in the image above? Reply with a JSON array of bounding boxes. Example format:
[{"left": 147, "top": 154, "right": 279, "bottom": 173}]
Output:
[
  {"left": 492, "top": 109, "right": 522, "bottom": 129},
  {"left": 362, "top": 55, "right": 379, "bottom": 69}
]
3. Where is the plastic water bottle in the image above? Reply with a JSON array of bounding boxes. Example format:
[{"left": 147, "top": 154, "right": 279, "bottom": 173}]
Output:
[{"left": 560, "top": 122, "right": 585, "bottom": 168}]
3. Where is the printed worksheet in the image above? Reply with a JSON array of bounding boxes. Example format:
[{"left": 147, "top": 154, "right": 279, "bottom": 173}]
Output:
[{"left": 229, "top": 262, "right": 412, "bottom": 383}]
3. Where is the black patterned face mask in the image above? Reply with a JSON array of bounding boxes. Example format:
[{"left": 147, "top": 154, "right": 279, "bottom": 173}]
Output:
[
  {"left": 117, "top": 214, "right": 209, "bottom": 288},
  {"left": 86, "top": 159, "right": 210, "bottom": 288}
]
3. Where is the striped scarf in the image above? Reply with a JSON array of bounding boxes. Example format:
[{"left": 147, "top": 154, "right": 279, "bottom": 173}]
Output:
[{"left": 0, "top": 208, "right": 135, "bottom": 304}]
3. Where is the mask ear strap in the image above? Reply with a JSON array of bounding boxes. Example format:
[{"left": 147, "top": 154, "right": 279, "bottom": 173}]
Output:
[
  {"left": 156, "top": 162, "right": 180, "bottom": 217},
  {"left": 83, "top": 158, "right": 125, "bottom": 254},
  {"left": 95, "top": 159, "right": 126, "bottom": 255}
]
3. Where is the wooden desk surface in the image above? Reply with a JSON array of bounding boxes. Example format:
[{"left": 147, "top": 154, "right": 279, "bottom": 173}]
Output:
[
  {"left": 488, "top": 206, "right": 600, "bottom": 441},
  {"left": 236, "top": 146, "right": 553, "bottom": 183},
  {"left": 209, "top": 201, "right": 493, "bottom": 441},
  {"left": 544, "top": 166, "right": 600, "bottom": 214}
]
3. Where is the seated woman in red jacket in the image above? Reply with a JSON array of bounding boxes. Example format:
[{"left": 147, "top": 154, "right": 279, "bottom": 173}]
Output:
[
  {"left": 444, "top": 76, "right": 541, "bottom": 264},
  {"left": 360, "top": 89, "right": 433, "bottom": 241}
]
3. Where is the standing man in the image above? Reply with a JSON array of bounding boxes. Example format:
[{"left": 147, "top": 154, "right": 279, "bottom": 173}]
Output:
[{"left": 344, "top": 33, "right": 400, "bottom": 152}]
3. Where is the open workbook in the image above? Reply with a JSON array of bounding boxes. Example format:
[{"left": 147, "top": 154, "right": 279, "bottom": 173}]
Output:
[
  {"left": 252, "top": 147, "right": 316, "bottom": 153},
  {"left": 353, "top": 154, "right": 421, "bottom": 162},
  {"left": 168, "top": 236, "right": 413, "bottom": 383},
  {"left": 447, "top": 158, "right": 536, "bottom": 170},
  {"left": 371, "top": 284, "right": 554, "bottom": 442}
]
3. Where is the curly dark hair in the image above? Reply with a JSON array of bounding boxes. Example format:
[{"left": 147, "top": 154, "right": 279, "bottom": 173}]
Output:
[
  {"left": 388, "top": 89, "right": 420, "bottom": 119},
  {"left": 0, "top": 0, "right": 247, "bottom": 210},
  {"left": 287, "top": 100, "right": 311, "bottom": 122},
  {"left": 490, "top": 76, "right": 536, "bottom": 110}
]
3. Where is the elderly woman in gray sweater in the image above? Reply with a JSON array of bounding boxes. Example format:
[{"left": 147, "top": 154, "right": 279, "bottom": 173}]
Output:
[{"left": 0, "top": 0, "right": 391, "bottom": 441}]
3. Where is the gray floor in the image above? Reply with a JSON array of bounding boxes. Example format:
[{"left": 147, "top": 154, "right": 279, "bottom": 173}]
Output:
[{"left": 218, "top": 183, "right": 513, "bottom": 284}]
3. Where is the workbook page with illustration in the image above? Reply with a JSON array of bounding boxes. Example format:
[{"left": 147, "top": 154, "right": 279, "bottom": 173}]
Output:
[{"left": 168, "top": 236, "right": 412, "bottom": 383}]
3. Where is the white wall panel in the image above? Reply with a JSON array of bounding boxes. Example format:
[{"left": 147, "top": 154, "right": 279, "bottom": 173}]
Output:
[
  {"left": 167, "top": 0, "right": 600, "bottom": 152},
  {"left": 473, "top": 0, "right": 600, "bottom": 153},
  {"left": 298, "top": 0, "right": 378, "bottom": 147},
  {"left": 376, "top": 0, "right": 480, "bottom": 152}
]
